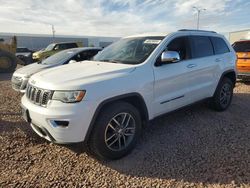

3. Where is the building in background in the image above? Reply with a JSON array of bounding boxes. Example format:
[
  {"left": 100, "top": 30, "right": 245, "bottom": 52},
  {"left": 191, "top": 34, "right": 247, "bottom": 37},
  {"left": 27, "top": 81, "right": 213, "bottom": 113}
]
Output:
[
  {"left": 229, "top": 29, "right": 250, "bottom": 44},
  {"left": 0, "top": 33, "right": 119, "bottom": 51}
]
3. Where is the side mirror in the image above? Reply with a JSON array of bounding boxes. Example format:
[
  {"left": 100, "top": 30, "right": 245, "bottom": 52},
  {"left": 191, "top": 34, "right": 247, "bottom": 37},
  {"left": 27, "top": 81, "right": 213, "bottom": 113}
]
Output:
[
  {"left": 54, "top": 46, "right": 59, "bottom": 50},
  {"left": 161, "top": 51, "right": 180, "bottom": 63},
  {"left": 69, "top": 60, "right": 77, "bottom": 64}
]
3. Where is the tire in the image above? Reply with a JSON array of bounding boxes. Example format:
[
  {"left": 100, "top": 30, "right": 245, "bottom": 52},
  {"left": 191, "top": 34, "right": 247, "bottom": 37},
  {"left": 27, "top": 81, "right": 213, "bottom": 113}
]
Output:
[
  {"left": 209, "top": 77, "right": 233, "bottom": 111},
  {"left": 0, "top": 51, "right": 17, "bottom": 73},
  {"left": 17, "top": 58, "right": 26, "bottom": 65},
  {"left": 89, "top": 101, "right": 142, "bottom": 160}
]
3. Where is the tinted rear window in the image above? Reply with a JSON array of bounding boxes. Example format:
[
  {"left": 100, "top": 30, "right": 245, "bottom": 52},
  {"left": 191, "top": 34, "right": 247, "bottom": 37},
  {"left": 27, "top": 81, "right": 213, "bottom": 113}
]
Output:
[
  {"left": 66, "top": 43, "right": 78, "bottom": 48},
  {"left": 190, "top": 36, "right": 214, "bottom": 58},
  {"left": 210, "top": 37, "right": 230, "bottom": 54},
  {"left": 233, "top": 41, "right": 250, "bottom": 52}
]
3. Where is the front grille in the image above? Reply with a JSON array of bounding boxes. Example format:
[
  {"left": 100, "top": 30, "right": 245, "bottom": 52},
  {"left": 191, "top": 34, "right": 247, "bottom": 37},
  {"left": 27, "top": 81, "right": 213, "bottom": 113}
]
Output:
[
  {"left": 11, "top": 76, "right": 23, "bottom": 90},
  {"left": 26, "top": 84, "right": 53, "bottom": 107}
]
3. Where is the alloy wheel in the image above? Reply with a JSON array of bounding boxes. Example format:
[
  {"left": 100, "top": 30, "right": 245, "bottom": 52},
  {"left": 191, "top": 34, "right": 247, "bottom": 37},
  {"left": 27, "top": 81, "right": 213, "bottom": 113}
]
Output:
[
  {"left": 220, "top": 83, "right": 232, "bottom": 108},
  {"left": 104, "top": 112, "right": 136, "bottom": 151}
]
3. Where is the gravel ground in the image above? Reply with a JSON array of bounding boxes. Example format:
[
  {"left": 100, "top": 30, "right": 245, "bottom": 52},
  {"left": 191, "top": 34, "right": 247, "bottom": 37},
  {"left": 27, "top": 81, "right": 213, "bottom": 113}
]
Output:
[{"left": 0, "top": 72, "right": 250, "bottom": 188}]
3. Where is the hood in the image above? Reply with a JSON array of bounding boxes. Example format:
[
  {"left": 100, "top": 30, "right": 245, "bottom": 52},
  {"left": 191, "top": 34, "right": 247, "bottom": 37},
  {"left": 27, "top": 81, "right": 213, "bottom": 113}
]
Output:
[
  {"left": 30, "top": 61, "right": 136, "bottom": 89},
  {"left": 33, "top": 51, "right": 40, "bottom": 55},
  {"left": 33, "top": 50, "right": 44, "bottom": 56},
  {"left": 14, "top": 63, "right": 54, "bottom": 77}
]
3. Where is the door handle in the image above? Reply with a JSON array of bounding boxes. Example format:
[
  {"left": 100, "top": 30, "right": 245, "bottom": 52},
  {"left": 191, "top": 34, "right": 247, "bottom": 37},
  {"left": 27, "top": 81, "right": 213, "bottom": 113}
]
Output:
[
  {"left": 187, "top": 64, "right": 197, "bottom": 68},
  {"left": 215, "top": 58, "right": 221, "bottom": 62}
]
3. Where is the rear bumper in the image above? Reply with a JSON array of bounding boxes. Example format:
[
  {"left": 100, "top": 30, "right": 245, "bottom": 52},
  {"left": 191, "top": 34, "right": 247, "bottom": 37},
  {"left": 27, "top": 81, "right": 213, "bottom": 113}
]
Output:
[{"left": 237, "top": 72, "right": 250, "bottom": 79}]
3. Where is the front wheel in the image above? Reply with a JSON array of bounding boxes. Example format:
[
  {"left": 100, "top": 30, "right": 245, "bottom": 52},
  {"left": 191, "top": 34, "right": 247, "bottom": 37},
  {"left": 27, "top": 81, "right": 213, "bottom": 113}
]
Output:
[
  {"left": 209, "top": 77, "right": 233, "bottom": 111},
  {"left": 89, "top": 102, "right": 142, "bottom": 160}
]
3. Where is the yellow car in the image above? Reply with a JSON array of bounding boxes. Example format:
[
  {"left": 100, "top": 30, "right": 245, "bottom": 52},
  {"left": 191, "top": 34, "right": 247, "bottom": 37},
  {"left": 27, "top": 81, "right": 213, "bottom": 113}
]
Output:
[
  {"left": 232, "top": 40, "right": 250, "bottom": 81},
  {"left": 32, "top": 42, "right": 83, "bottom": 62}
]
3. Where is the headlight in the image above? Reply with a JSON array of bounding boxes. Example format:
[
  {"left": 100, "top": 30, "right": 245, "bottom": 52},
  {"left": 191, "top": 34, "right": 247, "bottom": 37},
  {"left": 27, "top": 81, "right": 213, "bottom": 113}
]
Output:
[
  {"left": 52, "top": 90, "right": 86, "bottom": 103},
  {"left": 33, "top": 54, "right": 39, "bottom": 58}
]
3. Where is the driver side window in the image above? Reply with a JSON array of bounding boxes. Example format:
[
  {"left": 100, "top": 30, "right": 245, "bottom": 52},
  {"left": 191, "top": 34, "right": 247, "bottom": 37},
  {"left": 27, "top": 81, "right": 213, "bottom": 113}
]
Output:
[
  {"left": 166, "top": 36, "right": 190, "bottom": 61},
  {"left": 54, "top": 45, "right": 59, "bottom": 50}
]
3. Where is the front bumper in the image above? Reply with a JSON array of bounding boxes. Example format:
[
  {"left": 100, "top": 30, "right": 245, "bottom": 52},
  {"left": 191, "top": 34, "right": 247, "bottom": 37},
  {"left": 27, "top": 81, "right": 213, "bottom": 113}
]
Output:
[
  {"left": 32, "top": 58, "right": 40, "bottom": 62},
  {"left": 21, "top": 95, "right": 97, "bottom": 143},
  {"left": 17, "top": 55, "right": 32, "bottom": 65}
]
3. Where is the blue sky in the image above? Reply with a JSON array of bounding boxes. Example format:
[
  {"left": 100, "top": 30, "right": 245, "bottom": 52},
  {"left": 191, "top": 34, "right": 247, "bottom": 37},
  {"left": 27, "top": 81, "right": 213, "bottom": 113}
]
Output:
[{"left": 0, "top": 0, "right": 249, "bottom": 37}]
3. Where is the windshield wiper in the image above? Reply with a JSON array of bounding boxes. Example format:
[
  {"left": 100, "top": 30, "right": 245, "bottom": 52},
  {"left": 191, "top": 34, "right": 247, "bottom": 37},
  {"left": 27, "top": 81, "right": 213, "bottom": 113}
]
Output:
[{"left": 99, "top": 59, "right": 123, "bottom": 64}]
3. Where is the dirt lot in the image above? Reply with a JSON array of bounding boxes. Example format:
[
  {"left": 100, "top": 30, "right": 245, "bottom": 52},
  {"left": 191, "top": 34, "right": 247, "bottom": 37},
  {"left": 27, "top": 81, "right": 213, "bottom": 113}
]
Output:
[{"left": 0, "top": 73, "right": 250, "bottom": 188}]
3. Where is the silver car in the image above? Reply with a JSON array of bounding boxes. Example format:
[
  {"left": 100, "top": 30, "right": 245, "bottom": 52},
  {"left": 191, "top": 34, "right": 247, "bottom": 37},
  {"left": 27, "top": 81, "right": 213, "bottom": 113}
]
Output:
[{"left": 12, "top": 47, "right": 102, "bottom": 92}]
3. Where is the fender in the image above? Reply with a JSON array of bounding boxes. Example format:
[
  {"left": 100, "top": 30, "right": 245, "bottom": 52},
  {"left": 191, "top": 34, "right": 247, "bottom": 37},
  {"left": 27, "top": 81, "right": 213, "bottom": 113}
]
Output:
[
  {"left": 84, "top": 92, "right": 149, "bottom": 142},
  {"left": 220, "top": 69, "right": 236, "bottom": 85},
  {"left": 213, "top": 69, "right": 236, "bottom": 96}
]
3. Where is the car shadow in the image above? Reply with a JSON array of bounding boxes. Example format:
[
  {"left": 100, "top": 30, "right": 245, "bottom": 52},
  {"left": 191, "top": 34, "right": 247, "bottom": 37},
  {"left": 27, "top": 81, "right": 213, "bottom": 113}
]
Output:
[
  {"left": 0, "top": 118, "right": 48, "bottom": 145},
  {"left": 0, "top": 65, "right": 22, "bottom": 81},
  {"left": 98, "top": 93, "right": 250, "bottom": 185},
  {"left": 1, "top": 92, "right": 249, "bottom": 185},
  {"left": 0, "top": 115, "right": 88, "bottom": 153},
  {"left": 0, "top": 73, "right": 12, "bottom": 81}
]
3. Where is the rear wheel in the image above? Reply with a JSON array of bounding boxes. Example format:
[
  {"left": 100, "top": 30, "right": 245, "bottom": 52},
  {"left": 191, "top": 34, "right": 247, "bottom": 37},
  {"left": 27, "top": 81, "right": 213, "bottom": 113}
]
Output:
[
  {"left": 89, "top": 102, "right": 142, "bottom": 160},
  {"left": 209, "top": 77, "right": 233, "bottom": 111},
  {"left": 0, "top": 51, "right": 17, "bottom": 73}
]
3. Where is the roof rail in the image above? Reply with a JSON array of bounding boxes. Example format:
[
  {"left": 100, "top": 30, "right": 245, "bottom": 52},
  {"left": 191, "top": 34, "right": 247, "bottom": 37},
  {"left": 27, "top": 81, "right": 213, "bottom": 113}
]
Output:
[{"left": 178, "top": 29, "right": 217, "bottom": 33}]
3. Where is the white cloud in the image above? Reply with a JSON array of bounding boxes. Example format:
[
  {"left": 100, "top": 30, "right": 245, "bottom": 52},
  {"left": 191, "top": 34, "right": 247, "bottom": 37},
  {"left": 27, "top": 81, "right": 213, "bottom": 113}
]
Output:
[{"left": 0, "top": 0, "right": 249, "bottom": 37}]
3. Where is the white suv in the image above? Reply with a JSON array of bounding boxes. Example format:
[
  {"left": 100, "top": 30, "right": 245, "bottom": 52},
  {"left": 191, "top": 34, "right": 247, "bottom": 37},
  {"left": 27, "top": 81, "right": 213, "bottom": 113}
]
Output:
[{"left": 21, "top": 30, "right": 237, "bottom": 159}]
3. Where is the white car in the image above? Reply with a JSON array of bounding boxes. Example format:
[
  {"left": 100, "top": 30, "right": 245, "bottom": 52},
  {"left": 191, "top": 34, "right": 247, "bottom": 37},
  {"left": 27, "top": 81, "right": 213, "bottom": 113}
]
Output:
[
  {"left": 21, "top": 30, "right": 237, "bottom": 159},
  {"left": 12, "top": 47, "right": 102, "bottom": 92}
]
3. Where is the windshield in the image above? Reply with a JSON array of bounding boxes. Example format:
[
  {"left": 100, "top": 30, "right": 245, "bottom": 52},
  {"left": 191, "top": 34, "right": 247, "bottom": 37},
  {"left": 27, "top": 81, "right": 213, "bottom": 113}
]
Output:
[
  {"left": 40, "top": 50, "right": 76, "bottom": 65},
  {"left": 45, "top": 44, "right": 55, "bottom": 51},
  {"left": 233, "top": 41, "right": 250, "bottom": 52},
  {"left": 17, "top": 48, "right": 28, "bottom": 53},
  {"left": 93, "top": 36, "right": 164, "bottom": 65}
]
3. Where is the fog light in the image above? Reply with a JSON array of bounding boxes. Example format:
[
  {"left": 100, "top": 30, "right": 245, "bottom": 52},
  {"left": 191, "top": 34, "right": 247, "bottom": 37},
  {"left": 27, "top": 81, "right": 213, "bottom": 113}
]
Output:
[{"left": 50, "top": 120, "right": 69, "bottom": 128}]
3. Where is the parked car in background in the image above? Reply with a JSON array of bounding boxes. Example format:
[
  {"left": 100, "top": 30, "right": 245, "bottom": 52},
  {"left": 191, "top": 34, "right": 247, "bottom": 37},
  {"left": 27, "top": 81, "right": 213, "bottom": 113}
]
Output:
[
  {"left": 12, "top": 47, "right": 101, "bottom": 92},
  {"left": 21, "top": 30, "right": 236, "bottom": 160},
  {"left": 16, "top": 47, "right": 33, "bottom": 65},
  {"left": 232, "top": 40, "right": 250, "bottom": 81},
  {"left": 32, "top": 42, "right": 83, "bottom": 62}
]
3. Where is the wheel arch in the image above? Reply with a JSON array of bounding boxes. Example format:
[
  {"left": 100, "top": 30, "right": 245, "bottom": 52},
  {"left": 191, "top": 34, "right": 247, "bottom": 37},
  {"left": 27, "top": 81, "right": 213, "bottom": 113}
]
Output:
[
  {"left": 219, "top": 69, "right": 236, "bottom": 87},
  {"left": 84, "top": 93, "right": 149, "bottom": 142},
  {"left": 222, "top": 70, "right": 236, "bottom": 86},
  {"left": 213, "top": 69, "right": 236, "bottom": 96}
]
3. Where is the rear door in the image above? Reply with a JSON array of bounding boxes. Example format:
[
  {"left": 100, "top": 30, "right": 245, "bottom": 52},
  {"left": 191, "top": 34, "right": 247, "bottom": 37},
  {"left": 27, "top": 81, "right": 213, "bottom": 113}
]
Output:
[{"left": 185, "top": 35, "right": 219, "bottom": 103}]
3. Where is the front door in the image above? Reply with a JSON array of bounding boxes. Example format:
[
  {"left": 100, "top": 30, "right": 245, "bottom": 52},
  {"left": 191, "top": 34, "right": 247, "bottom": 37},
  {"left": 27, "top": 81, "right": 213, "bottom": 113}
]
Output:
[{"left": 153, "top": 36, "right": 192, "bottom": 117}]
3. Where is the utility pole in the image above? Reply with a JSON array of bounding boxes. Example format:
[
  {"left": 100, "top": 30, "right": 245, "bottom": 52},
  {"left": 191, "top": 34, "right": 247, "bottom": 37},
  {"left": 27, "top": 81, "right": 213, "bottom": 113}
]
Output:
[
  {"left": 193, "top": 6, "right": 206, "bottom": 30},
  {"left": 51, "top": 25, "right": 56, "bottom": 42}
]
